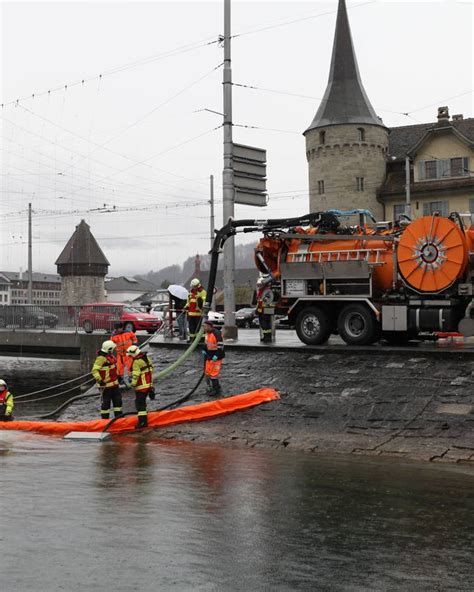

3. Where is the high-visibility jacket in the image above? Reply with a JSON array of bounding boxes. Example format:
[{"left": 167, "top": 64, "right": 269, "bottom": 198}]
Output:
[
  {"left": 203, "top": 329, "right": 225, "bottom": 360},
  {"left": 0, "top": 390, "right": 13, "bottom": 417},
  {"left": 111, "top": 331, "right": 137, "bottom": 355},
  {"left": 131, "top": 353, "right": 154, "bottom": 392},
  {"left": 186, "top": 286, "right": 207, "bottom": 317},
  {"left": 92, "top": 351, "right": 119, "bottom": 388}
]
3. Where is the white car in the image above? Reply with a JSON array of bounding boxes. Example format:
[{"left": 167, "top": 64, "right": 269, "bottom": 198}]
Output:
[{"left": 207, "top": 311, "right": 224, "bottom": 326}]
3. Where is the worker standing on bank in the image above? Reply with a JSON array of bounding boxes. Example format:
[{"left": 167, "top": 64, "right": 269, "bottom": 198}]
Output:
[
  {"left": 256, "top": 275, "right": 274, "bottom": 343},
  {"left": 111, "top": 322, "right": 138, "bottom": 383},
  {"left": 127, "top": 345, "right": 155, "bottom": 429},
  {"left": 202, "top": 320, "right": 224, "bottom": 397},
  {"left": 185, "top": 278, "right": 207, "bottom": 342},
  {"left": 0, "top": 379, "right": 14, "bottom": 421},
  {"left": 92, "top": 340, "right": 123, "bottom": 419}
]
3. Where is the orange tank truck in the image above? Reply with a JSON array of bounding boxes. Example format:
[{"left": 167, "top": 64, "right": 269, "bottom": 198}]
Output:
[{"left": 255, "top": 210, "right": 474, "bottom": 346}]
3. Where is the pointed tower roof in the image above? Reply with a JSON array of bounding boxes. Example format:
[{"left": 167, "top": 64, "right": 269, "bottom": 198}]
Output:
[
  {"left": 56, "top": 219, "right": 109, "bottom": 277},
  {"left": 304, "top": 0, "right": 385, "bottom": 133}
]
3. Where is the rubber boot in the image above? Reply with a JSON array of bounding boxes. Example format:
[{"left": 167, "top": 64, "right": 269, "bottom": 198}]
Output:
[
  {"left": 205, "top": 376, "right": 213, "bottom": 395},
  {"left": 113, "top": 410, "right": 123, "bottom": 418},
  {"left": 211, "top": 379, "right": 222, "bottom": 397},
  {"left": 136, "top": 415, "right": 148, "bottom": 429}
]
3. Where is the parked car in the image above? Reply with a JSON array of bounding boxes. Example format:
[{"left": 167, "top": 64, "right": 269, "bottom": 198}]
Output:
[
  {"left": 78, "top": 303, "right": 161, "bottom": 334},
  {"left": 0, "top": 305, "right": 58, "bottom": 329},
  {"left": 207, "top": 310, "right": 224, "bottom": 326},
  {"left": 235, "top": 307, "right": 257, "bottom": 328}
]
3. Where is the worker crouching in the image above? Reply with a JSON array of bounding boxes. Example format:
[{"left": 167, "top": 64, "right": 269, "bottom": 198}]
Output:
[
  {"left": 0, "top": 379, "right": 14, "bottom": 421},
  {"left": 202, "top": 320, "right": 225, "bottom": 397},
  {"left": 92, "top": 340, "right": 123, "bottom": 419},
  {"left": 127, "top": 345, "right": 155, "bottom": 429}
]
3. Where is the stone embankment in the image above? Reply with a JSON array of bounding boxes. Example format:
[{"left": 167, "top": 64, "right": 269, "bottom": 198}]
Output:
[{"left": 66, "top": 344, "right": 474, "bottom": 465}]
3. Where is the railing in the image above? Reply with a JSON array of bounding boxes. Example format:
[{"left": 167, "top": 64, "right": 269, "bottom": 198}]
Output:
[{"left": 0, "top": 304, "right": 161, "bottom": 334}]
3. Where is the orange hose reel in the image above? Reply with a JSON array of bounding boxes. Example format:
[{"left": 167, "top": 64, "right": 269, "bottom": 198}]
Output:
[{"left": 397, "top": 216, "right": 468, "bottom": 293}]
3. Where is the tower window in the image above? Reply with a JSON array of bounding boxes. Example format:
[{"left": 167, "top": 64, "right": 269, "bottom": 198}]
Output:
[
  {"left": 356, "top": 177, "right": 364, "bottom": 192},
  {"left": 357, "top": 128, "right": 366, "bottom": 142},
  {"left": 318, "top": 180, "right": 325, "bottom": 195},
  {"left": 319, "top": 131, "right": 326, "bottom": 145}
]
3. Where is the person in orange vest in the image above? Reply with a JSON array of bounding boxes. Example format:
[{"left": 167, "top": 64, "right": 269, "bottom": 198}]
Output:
[
  {"left": 0, "top": 379, "right": 14, "bottom": 421},
  {"left": 185, "top": 278, "right": 207, "bottom": 342},
  {"left": 126, "top": 345, "right": 155, "bottom": 429},
  {"left": 202, "top": 320, "right": 224, "bottom": 397},
  {"left": 111, "top": 322, "right": 138, "bottom": 382},
  {"left": 91, "top": 340, "right": 123, "bottom": 419},
  {"left": 256, "top": 275, "right": 274, "bottom": 343}
]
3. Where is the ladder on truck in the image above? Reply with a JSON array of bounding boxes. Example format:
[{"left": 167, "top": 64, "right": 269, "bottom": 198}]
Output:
[{"left": 288, "top": 247, "right": 387, "bottom": 265}]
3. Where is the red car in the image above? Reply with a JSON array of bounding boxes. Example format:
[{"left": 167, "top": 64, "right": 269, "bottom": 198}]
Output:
[{"left": 79, "top": 303, "right": 161, "bottom": 334}]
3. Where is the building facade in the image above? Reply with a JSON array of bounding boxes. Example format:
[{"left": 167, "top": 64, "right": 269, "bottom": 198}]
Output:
[
  {"left": 306, "top": 0, "right": 473, "bottom": 222},
  {"left": 0, "top": 271, "right": 61, "bottom": 305}
]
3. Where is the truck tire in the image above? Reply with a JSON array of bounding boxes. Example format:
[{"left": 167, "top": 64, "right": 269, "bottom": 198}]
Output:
[
  {"left": 337, "top": 304, "right": 380, "bottom": 345},
  {"left": 295, "top": 306, "right": 331, "bottom": 345}
]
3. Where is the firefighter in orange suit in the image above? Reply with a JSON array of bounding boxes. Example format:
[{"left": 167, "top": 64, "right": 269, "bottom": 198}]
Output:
[
  {"left": 111, "top": 322, "right": 138, "bottom": 382},
  {"left": 127, "top": 345, "right": 155, "bottom": 429},
  {"left": 185, "top": 278, "right": 207, "bottom": 341},
  {"left": 0, "top": 379, "right": 14, "bottom": 421},
  {"left": 202, "top": 320, "right": 224, "bottom": 397},
  {"left": 91, "top": 340, "right": 123, "bottom": 419},
  {"left": 256, "top": 276, "right": 274, "bottom": 343}
]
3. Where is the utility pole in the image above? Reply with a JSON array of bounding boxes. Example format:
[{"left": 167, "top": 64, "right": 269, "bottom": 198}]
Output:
[
  {"left": 209, "top": 174, "right": 215, "bottom": 250},
  {"left": 27, "top": 202, "right": 33, "bottom": 304},
  {"left": 222, "top": 0, "right": 238, "bottom": 339},
  {"left": 405, "top": 156, "right": 412, "bottom": 219}
]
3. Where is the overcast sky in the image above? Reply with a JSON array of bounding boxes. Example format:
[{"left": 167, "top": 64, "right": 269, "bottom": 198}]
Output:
[{"left": 1, "top": 0, "right": 473, "bottom": 276}]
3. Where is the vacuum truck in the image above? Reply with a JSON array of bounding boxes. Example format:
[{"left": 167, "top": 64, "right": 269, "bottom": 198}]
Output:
[{"left": 252, "top": 209, "right": 474, "bottom": 345}]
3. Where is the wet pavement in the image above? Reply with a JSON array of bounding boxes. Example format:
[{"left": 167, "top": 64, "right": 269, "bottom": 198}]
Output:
[{"left": 1, "top": 431, "right": 473, "bottom": 592}]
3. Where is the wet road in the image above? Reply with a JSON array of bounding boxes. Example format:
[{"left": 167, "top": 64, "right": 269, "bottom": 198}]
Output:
[{"left": 1, "top": 432, "right": 473, "bottom": 592}]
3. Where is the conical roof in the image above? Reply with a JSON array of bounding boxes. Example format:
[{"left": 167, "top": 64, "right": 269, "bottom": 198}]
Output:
[
  {"left": 56, "top": 219, "right": 109, "bottom": 277},
  {"left": 304, "top": 0, "right": 385, "bottom": 133}
]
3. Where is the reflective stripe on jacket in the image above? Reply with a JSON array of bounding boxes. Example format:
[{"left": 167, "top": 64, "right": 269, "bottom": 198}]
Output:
[
  {"left": 111, "top": 331, "right": 137, "bottom": 355},
  {"left": 0, "top": 390, "right": 13, "bottom": 416},
  {"left": 92, "top": 352, "right": 119, "bottom": 388},
  {"left": 203, "top": 329, "right": 224, "bottom": 360},
  {"left": 131, "top": 353, "right": 154, "bottom": 392},
  {"left": 186, "top": 287, "right": 207, "bottom": 317}
]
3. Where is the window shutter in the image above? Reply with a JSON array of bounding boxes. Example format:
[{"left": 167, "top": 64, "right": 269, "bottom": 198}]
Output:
[
  {"left": 423, "top": 202, "right": 430, "bottom": 216},
  {"left": 463, "top": 157, "right": 469, "bottom": 176},
  {"left": 418, "top": 161, "right": 425, "bottom": 180}
]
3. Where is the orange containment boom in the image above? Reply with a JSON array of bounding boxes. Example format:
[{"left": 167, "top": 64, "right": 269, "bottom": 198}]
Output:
[{"left": 0, "top": 388, "right": 280, "bottom": 437}]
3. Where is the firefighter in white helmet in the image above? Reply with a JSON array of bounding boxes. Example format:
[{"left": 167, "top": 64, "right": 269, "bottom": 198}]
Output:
[
  {"left": 126, "top": 345, "right": 155, "bottom": 429},
  {"left": 0, "top": 379, "right": 14, "bottom": 421},
  {"left": 91, "top": 340, "right": 122, "bottom": 420},
  {"left": 185, "top": 278, "right": 207, "bottom": 342}
]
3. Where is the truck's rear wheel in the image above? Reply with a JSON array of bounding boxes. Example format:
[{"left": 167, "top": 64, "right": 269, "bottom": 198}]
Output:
[
  {"left": 295, "top": 306, "right": 331, "bottom": 345},
  {"left": 337, "top": 304, "right": 380, "bottom": 345}
]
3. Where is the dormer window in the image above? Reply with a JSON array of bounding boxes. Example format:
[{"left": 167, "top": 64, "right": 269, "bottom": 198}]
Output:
[
  {"left": 319, "top": 131, "right": 326, "bottom": 145},
  {"left": 418, "top": 157, "right": 470, "bottom": 180},
  {"left": 357, "top": 128, "right": 366, "bottom": 142}
]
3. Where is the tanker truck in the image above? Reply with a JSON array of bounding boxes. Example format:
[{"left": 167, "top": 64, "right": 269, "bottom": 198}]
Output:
[{"left": 253, "top": 209, "right": 474, "bottom": 346}]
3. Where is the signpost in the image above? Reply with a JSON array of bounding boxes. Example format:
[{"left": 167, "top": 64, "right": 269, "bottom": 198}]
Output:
[{"left": 233, "top": 143, "right": 268, "bottom": 207}]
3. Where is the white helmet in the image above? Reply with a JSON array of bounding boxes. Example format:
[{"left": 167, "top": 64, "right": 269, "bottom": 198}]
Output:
[
  {"left": 126, "top": 345, "right": 141, "bottom": 357},
  {"left": 102, "top": 340, "right": 117, "bottom": 354},
  {"left": 0, "top": 379, "right": 7, "bottom": 391},
  {"left": 190, "top": 278, "right": 200, "bottom": 287}
]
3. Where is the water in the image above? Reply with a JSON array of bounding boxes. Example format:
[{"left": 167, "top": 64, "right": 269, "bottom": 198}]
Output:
[{"left": 1, "top": 432, "right": 473, "bottom": 592}]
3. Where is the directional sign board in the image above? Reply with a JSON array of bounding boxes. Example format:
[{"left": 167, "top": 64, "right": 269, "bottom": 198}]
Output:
[{"left": 233, "top": 143, "right": 267, "bottom": 207}]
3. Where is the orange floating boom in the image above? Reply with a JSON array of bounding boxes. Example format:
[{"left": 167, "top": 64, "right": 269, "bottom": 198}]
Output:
[{"left": 0, "top": 388, "right": 280, "bottom": 437}]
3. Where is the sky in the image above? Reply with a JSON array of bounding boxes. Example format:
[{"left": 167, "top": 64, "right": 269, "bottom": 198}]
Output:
[{"left": 1, "top": 0, "right": 473, "bottom": 277}]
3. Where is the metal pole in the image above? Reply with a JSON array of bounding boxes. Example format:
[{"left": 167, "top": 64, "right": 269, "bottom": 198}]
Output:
[
  {"left": 222, "top": 0, "right": 237, "bottom": 339},
  {"left": 405, "top": 156, "right": 412, "bottom": 219},
  {"left": 209, "top": 174, "right": 215, "bottom": 250},
  {"left": 27, "top": 202, "right": 33, "bottom": 304}
]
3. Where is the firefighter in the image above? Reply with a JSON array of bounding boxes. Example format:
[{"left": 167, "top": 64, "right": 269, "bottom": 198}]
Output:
[
  {"left": 92, "top": 340, "right": 123, "bottom": 420},
  {"left": 0, "top": 379, "right": 14, "bottom": 421},
  {"left": 111, "top": 322, "right": 138, "bottom": 382},
  {"left": 126, "top": 345, "right": 155, "bottom": 429},
  {"left": 185, "top": 278, "right": 207, "bottom": 342},
  {"left": 202, "top": 320, "right": 224, "bottom": 397},
  {"left": 256, "top": 275, "right": 274, "bottom": 343}
]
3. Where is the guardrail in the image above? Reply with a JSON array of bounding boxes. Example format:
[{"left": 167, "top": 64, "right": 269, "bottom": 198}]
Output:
[{"left": 0, "top": 304, "right": 161, "bottom": 334}]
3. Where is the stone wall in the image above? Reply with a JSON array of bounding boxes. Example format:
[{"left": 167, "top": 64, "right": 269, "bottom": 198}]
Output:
[
  {"left": 60, "top": 275, "right": 105, "bottom": 305},
  {"left": 306, "top": 124, "right": 389, "bottom": 219}
]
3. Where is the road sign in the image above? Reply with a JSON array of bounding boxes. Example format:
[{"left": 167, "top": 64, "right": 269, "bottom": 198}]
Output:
[{"left": 233, "top": 143, "right": 267, "bottom": 207}]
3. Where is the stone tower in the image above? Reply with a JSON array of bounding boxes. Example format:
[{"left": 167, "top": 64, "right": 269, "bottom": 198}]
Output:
[
  {"left": 55, "top": 219, "right": 109, "bottom": 305},
  {"left": 304, "top": 0, "right": 389, "bottom": 219}
]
